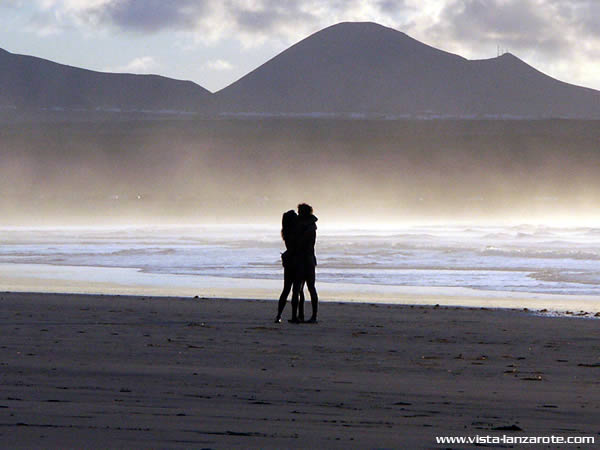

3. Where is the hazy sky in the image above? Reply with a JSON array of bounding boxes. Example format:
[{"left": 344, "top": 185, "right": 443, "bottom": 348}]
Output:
[{"left": 1, "top": 0, "right": 598, "bottom": 93}]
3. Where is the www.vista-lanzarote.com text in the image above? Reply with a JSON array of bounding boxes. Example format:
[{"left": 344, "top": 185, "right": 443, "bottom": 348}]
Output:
[{"left": 435, "top": 435, "right": 595, "bottom": 445}]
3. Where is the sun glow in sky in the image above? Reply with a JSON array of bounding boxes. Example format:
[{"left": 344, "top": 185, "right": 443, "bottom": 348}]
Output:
[{"left": 1, "top": 0, "right": 599, "bottom": 93}]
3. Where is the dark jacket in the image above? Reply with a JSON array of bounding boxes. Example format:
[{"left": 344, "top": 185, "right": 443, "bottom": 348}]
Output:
[{"left": 296, "top": 214, "right": 318, "bottom": 267}]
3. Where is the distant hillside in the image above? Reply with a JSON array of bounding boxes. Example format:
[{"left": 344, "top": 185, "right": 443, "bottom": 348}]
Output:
[
  {"left": 2, "top": 23, "right": 600, "bottom": 119},
  {"left": 0, "top": 48, "right": 212, "bottom": 113},
  {"left": 215, "top": 22, "right": 600, "bottom": 118}
]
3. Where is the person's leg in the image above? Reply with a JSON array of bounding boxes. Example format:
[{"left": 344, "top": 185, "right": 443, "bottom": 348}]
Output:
[
  {"left": 298, "top": 282, "right": 306, "bottom": 322},
  {"left": 289, "top": 279, "right": 302, "bottom": 323},
  {"left": 275, "top": 267, "right": 293, "bottom": 322},
  {"left": 305, "top": 265, "right": 318, "bottom": 322}
]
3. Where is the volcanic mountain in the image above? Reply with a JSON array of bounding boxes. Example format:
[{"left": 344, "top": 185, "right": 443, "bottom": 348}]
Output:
[
  {"left": 215, "top": 22, "right": 600, "bottom": 118},
  {"left": 0, "top": 47, "right": 211, "bottom": 113}
]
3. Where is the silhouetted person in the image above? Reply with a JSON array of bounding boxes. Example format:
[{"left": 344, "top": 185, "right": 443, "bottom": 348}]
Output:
[
  {"left": 275, "top": 210, "right": 305, "bottom": 323},
  {"left": 290, "top": 203, "right": 318, "bottom": 323}
]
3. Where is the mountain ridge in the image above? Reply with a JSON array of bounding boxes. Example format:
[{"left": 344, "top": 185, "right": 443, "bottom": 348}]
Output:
[
  {"left": 215, "top": 22, "right": 600, "bottom": 118},
  {"left": 0, "top": 47, "right": 212, "bottom": 113},
  {"left": 2, "top": 21, "right": 599, "bottom": 118}
]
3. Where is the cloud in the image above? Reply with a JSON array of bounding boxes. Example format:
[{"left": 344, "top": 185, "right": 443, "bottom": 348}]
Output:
[
  {"left": 19, "top": 0, "right": 599, "bottom": 48},
  {"left": 548, "top": 0, "right": 600, "bottom": 38},
  {"left": 25, "top": 11, "right": 65, "bottom": 36},
  {"left": 26, "top": 0, "right": 413, "bottom": 44},
  {"left": 411, "top": 0, "right": 600, "bottom": 89},
  {"left": 83, "top": 0, "right": 206, "bottom": 33},
  {"left": 204, "top": 59, "right": 234, "bottom": 71},
  {"left": 105, "top": 56, "right": 159, "bottom": 73},
  {"left": 0, "top": 0, "right": 23, "bottom": 7},
  {"left": 424, "top": 0, "right": 571, "bottom": 58}
]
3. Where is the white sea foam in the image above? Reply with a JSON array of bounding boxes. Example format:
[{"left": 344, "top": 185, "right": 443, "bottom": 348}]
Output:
[{"left": 1, "top": 224, "right": 600, "bottom": 298}]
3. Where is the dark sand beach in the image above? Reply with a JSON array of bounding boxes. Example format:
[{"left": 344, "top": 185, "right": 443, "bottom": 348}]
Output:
[{"left": 1, "top": 292, "right": 598, "bottom": 448}]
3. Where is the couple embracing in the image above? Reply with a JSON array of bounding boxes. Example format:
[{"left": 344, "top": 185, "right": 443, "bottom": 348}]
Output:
[{"left": 275, "top": 203, "right": 319, "bottom": 324}]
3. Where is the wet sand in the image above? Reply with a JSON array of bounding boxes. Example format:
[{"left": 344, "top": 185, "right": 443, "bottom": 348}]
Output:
[{"left": 1, "top": 292, "right": 599, "bottom": 448}]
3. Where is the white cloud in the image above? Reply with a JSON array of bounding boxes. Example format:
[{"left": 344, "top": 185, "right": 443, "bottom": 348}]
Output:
[
  {"left": 105, "top": 55, "right": 159, "bottom": 73},
  {"left": 0, "top": 0, "right": 25, "bottom": 7},
  {"left": 25, "top": 21, "right": 63, "bottom": 36},
  {"left": 23, "top": 0, "right": 412, "bottom": 44},
  {"left": 204, "top": 59, "right": 234, "bottom": 71},
  {"left": 410, "top": 0, "right": 600, "bottom": 88}
]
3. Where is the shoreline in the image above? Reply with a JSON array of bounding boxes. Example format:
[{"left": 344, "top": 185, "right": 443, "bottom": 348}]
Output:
[
  {"left": 1, "top": 262, "right": 600, "bottom": 318},
  {"left": 1, "top": 292, "right": 599, "bottom": 448}
]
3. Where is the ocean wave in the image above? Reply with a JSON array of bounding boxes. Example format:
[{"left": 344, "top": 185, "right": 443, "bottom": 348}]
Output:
[
  {"left": 529, "top": 269, "right": 600, "bottom": 286},
  {"left": 3, "top": 225, "right": 600, "bottom": 296},
  {"left": 481, "top": 247, "right": 600, "bottom": 261},
  {"left": 108, "top": 248, "right": 177, "bottom": 256},
  {"left": 483, "top": 232, "right": 514, "bottom": 239}
]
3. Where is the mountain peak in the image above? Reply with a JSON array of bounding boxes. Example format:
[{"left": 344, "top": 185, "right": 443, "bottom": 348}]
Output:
[
  {"left": 325, "top": 21, "right": 397, "bottom": 32},
  {"left": 216, "top": 22, "right": 600, "bottom": 117},
  {"left": 311, "top": 21, "right": 414, "bottom": 44},
  {"left": 497, "top": 52, "right": 521, "bottom": 62}
]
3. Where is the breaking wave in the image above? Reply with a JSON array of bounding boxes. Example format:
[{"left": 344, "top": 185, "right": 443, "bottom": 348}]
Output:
[{"left": 1, "top": 224, "right": 600, "bottom": 296}]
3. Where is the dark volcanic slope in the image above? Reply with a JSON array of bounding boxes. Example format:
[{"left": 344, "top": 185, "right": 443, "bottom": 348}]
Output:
[
  {"left": 215, "top": 22, "right": 600, "bottom": 118},
  {"left": 0, "top": 48, "right": 212, "bottom": 112}
]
